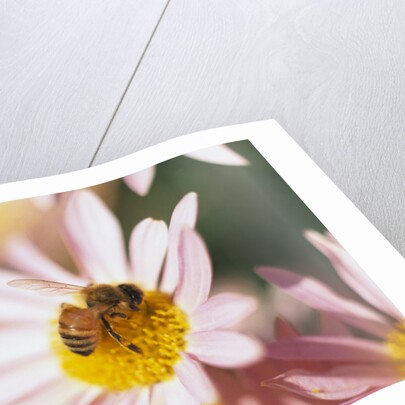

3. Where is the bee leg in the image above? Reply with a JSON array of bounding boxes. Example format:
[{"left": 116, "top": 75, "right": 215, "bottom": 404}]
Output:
[
  {"left": 143, "top": 300, "right": 151, "bottom": 316},
  {"left": 109, "top": 311, "right": 129, "bottom": 319},
  {"left": 129, "top": 302, "right": 141, "bottom": 312},
  {"left": 60, "top": 302, "right": 76, "bottom": 309},
  {"left": 101, "top": 316, "right": 142, "bottom": 354}
]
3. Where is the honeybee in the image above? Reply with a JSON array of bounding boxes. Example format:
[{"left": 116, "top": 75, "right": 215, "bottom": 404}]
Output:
[{"left": 7, "top": 279, "right": 145, "bottom": 356}]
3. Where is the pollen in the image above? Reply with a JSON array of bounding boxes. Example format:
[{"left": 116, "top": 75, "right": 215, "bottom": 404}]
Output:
[
  {"left": 51, "top": 291, "right": 189, "bottom": 391},
  {"left": 386, "top": 323, "right": 405, "bottom": 377}
]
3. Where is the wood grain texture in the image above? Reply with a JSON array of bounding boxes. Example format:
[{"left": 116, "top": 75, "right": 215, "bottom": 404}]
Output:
[
  {"left": 0, "top": 0, "right": 168, "bottom": 182},
  {"left": 93, "top": 0, "right": 405, "bottom": 254}
]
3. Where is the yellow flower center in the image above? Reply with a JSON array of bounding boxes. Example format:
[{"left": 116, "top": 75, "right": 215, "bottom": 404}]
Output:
[
  {"left": 51, "top": 291, "right": 189, "bottom": 391},
  {"left": 386, "top": 323, "right": 405, "bottom": 376}
]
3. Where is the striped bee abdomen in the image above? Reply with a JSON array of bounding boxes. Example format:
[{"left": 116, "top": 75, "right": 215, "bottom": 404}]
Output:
[{"left": 58, "top": 304, "right": 100, "bottom": 357}]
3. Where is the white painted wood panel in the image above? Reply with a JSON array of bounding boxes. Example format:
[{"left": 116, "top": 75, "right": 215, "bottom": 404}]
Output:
[
  {"left": 0, "top": 0, "right": 168, "bottom": 182},
  {"left": 93, "top": 0, "right": 405, "bottom": 254}
]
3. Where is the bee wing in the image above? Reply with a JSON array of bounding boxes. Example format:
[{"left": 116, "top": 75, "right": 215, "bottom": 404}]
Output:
[{"left": 7, "top": 279, "right": 85, "bottom": 296}]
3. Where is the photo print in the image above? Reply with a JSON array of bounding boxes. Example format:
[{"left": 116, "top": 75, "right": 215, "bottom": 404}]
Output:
[{"left": 1, "top": 121, "right": 404, "bottom": 405}]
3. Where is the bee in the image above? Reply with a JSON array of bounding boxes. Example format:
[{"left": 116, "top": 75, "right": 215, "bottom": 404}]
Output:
[{"left": 7, "top": 279, "right": 145, "bottom": 357}]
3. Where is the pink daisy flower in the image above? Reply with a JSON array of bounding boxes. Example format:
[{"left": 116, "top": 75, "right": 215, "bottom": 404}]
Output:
[
  {"left": 124, "top": 145, "right": 249, "bottom": 196},
  {"left": 0, "top": 191, "right": 263, "bottom": 405},
  {"left": 256, "top": 230, "right": 405, "bottom": 402}
]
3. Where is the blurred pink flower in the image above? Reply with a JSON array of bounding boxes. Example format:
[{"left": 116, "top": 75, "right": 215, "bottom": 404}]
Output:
[
  {"left": 207, "top": 316, "right": 342, "bottom": 405},
  {"left": 256, "top": 230, "right": 404, "bottom": 402},
  {"left": 1, "top": 191, "right": 263, "bottom": 405},
  {"left": 124, "top": 144, "right": 249, "bottom": 196}
]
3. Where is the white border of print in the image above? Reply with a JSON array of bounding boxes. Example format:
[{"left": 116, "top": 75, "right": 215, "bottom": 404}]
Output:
[{"left": 0, "top": 120, "right": 404, "bottom": 404}]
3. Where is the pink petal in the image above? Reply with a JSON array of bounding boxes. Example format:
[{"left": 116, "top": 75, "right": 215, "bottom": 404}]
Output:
[
  {"left": 274, "top": 316, "right": 300, "bottom": 339},
  {"left": 13, "top": 379, "right": 85, "bottom": 405},
  {"left": 124, "top": 166, "right": 156, "bottom": 196},
  {"left": 263, "top": 365, "right": 400, "bottom": 401},
  {"left": 86, "top": 393, "right": 123, "bottom": 405},
  {"left": 257, "top": 267, "right": 393, "bottom": 338},
  {"left": 119, "top": 389, "right": 149, "bottom": 405},
  {"left": 174, "top": 228, "right": 212, "bottom": 313},
  {"left": 61, "top": 190, "right": 128, "bottom": 282},
  {"left": 0, "top": 325, "right": 51, "bottom": 366},
  {"left": 150, "top": 384, "right": 166, "bottom": 405},
  {"left": 129, "top": 218, "right": 168, "bottom": 290},
  {"left": 185, "top": 145, "right": 249, "bottom": 166},
  {"left": 266, "top": 336, "right": 391, "bottom": 362},
  {"left": 67, "top": 388, "right": 108, "bottom": 405},
  {"left": 160, "top": 193, "right": 198, "bottom": 294},
  {"left": 151, "top": 380, "right": 199, "bottom": 405},
  {"left": 321, "top": 313, "right": 352, "bottom": 336},
  {"left": 340, "top": 387, "right": 387, "bottom": 405},
  {"left": 3, "top": 236, "right": 82, "bottom": 284},
  {"left": 187, "top": 330, "right": 264, "bottom": 368},
  {"left": 190, "top": 293, "right": 258, "bottom": 332},
  {"left": 305, "top": 230, "right": 403, "bottom": 320},
  {"left": 0, "top": 297, "right": 56, "bottom": 322},
  {"left": 0, "top": 355, "right": 63, "bottom": 404},
  {"left": 237, "top": 396, "right": 262, "bottom": 405},
  {"left": 174, "top": 353, "right": 218, "bottom": 404}
]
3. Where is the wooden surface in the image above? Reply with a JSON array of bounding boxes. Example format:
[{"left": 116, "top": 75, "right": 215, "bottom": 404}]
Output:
[
  {"left": 0, "top": 0, "right": 169, "bottom": 181},
  {"left": 2, "top": 1, "right": 405, "bottom": 255}
]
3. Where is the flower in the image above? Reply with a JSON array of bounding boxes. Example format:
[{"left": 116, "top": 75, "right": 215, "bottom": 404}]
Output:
[
  {"left": 124, "top": 145, "right": 249, "bottom": 196},
  {"left": 207, "top": 316, "right": 341, "bottom": 405},
  {"left": 256, "top": 230, "right": 405, "bottom": 402},
  {"left": 0, "top": 191, "right": 263, "bottom": 404}
]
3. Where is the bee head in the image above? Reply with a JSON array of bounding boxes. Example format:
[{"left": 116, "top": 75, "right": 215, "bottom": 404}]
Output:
[{"left": 118, "top": 284, "right": 144, "bottom": 311}]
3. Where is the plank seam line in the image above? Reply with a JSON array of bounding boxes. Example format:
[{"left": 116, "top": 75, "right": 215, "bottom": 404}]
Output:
[{"left": 88, "top": 0, "right": 172, "bottom": 167}]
